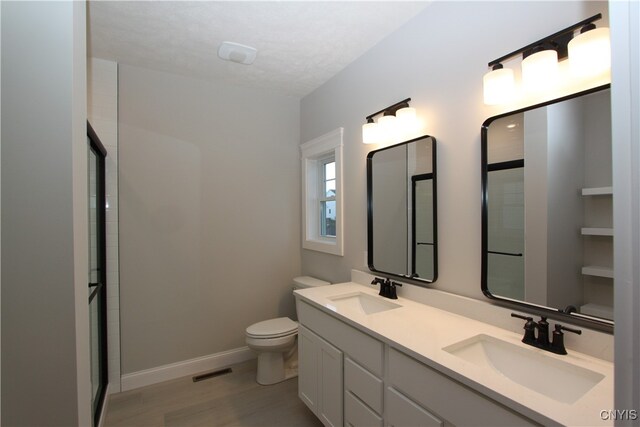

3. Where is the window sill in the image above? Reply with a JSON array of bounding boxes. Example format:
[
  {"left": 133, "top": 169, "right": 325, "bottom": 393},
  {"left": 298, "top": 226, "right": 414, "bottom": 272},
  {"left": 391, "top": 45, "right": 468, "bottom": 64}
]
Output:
[{"left": 303, "top": 237, "right": 343, "bottom": 256}]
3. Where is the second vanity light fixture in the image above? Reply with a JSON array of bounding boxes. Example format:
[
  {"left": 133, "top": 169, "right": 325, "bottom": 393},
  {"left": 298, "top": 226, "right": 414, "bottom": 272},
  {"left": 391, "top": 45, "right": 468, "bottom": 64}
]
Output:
[
  {"left": 483, "top": 14, "right": 610, "bottom": 105},
  {"left": 362, "top": 98, "right": 418, "bottom": 144}
]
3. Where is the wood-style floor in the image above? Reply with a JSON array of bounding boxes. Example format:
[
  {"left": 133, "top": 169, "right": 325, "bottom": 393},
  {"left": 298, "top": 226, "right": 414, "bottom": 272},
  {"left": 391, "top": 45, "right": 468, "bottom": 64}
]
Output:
[{"left": 104, "top": 359, "right": 323, "bottom": 427}]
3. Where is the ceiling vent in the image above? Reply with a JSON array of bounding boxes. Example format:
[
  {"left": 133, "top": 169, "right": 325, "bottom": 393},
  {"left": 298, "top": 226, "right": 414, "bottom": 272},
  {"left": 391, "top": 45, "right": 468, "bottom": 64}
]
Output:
[{"left": 218, "top": 41, "right": 257, "bottom": 65}]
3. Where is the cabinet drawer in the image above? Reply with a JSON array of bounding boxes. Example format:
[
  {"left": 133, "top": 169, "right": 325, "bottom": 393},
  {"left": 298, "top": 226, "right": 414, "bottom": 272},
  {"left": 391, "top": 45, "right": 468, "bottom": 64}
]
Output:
[
  {"left": 298, "top": 301, "right": 383, "bottom": 376},
  {"left": 345, "top": 391, "right": 383, "bottom": 427},
  {"left": 344, "top": 357, "right": 383, "bottom": 414},
  {"left": 388, "top": 348, "right": 536, "bottom": 427},
  {"left": 386, "top": 387, "right": 444, "bottom": 427}
]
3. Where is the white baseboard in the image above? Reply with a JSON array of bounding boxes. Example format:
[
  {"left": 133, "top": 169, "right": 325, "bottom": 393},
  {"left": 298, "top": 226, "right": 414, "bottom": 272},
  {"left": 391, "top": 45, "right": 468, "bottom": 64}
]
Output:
[{"left": 121, "top": 346, "right": 255, "bottom": 391}]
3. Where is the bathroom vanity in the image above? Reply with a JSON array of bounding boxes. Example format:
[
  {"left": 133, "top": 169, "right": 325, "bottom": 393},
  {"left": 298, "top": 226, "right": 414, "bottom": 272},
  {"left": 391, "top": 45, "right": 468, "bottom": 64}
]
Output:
[{"left": 294, "top": 280, "right": 613, "bottom": 427}]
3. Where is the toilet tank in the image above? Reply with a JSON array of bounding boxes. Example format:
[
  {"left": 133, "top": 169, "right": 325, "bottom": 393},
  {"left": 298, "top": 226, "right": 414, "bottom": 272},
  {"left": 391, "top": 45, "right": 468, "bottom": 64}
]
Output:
[{"left": 292, "top": 276, "right": 330, "bottom": 290}]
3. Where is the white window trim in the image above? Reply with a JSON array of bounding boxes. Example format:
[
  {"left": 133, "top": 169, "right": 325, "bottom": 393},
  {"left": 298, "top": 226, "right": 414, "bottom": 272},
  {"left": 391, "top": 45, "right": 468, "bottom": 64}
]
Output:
[{"left": 301, "top": 128, "right": 344, "bottom": 256}]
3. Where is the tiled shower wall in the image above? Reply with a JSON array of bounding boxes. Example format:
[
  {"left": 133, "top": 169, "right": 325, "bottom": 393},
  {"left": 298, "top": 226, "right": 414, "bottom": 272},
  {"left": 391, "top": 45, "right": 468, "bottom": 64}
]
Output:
[{"left": 87, "top": 58, "right": 120, "bottom": 392}]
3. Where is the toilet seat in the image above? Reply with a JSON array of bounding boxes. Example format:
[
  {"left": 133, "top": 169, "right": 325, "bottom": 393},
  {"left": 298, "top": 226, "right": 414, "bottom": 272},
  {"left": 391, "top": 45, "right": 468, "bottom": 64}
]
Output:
[{"left": 246, "top": 317, "right": 298, "bottom": 339}]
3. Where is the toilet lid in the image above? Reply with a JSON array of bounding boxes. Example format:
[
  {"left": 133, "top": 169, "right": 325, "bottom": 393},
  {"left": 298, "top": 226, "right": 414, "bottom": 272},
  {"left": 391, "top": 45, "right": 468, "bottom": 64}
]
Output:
[{"left": 246, "top": 317, "right": 298, "bottom": 339}]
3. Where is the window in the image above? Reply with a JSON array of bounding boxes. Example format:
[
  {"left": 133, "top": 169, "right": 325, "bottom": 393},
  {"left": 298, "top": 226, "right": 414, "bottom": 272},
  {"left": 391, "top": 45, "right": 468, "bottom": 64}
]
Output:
[
  {"left": 319, "top": 157, "right": 336, "bottom": 237},
  {"left": 301, "top": 128, "right": 343, "bottom": 256}
]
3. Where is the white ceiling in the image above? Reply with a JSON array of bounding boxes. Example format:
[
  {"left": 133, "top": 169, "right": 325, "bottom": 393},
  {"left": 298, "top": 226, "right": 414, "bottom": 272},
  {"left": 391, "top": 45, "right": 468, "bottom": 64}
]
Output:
[{"left": 87, "top": 1, "right": 430, "bottom": 97}]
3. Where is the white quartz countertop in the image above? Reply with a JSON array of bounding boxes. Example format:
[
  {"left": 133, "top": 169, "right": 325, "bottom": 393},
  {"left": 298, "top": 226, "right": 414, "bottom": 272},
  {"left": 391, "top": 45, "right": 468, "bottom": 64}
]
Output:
[{"left": 294, "top": 282, "right": 614, "bottom": 427}]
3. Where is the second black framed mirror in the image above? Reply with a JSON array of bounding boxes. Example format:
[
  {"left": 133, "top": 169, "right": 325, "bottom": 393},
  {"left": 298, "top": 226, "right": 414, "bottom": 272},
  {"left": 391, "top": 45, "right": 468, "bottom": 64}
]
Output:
[{"left": 481, "top": 84, "right": 613, "bottom": 332}]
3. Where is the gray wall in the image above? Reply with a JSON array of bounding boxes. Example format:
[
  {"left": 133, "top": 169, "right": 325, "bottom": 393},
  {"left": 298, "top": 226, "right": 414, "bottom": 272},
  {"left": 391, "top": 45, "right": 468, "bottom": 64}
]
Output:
[
  {"left": 300, "top": 1, "right": 606, "bottom": 300},
  {"left": 118, "top": 64, "right": 301, "bottom": 373},
  {"left": 1, "top": 1, "right": 89, "bottom": 425}
]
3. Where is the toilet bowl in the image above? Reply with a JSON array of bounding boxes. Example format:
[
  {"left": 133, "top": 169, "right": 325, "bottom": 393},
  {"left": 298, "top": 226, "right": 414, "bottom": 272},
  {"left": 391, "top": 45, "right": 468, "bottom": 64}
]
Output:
[{"left": 245, "top": 276, "right": 330, "bottom": 385}]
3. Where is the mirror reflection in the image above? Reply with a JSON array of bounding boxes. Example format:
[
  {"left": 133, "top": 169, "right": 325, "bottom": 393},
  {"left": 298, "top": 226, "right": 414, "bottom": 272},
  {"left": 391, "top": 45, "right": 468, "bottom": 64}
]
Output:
[
  {"left": 368, "top": 135, "right": 437, "bottom": 284},
  {"left": 482, "top": 85, "right": 612, "bottom": 326},
  {"left": 89, "top": 143, "right": 99, "bottom": 285}
]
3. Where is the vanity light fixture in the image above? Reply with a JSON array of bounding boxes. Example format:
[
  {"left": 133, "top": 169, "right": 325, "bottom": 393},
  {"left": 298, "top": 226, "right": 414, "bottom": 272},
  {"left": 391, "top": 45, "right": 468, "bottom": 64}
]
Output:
[
  {"left": 483, "top": 13, "right": 609, "bottom": 106},
  {"left": 362, "top": 98, "right": 417, "bottom": 144}
]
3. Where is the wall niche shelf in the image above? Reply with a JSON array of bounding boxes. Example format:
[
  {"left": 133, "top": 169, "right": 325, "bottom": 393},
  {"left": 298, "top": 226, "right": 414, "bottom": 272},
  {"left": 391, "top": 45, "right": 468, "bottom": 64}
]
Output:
[
  {"left": 581, "top": 266, "right": 614, "bottom": 279},
  {"left": 581, "top": 227, "right": 614, "bottom": 236},
  {"left": 581, "top": 178, "right": 613, "bottom": 320},
  {"left": 581, "top": 186, "right": 613, "bottom": 196}
]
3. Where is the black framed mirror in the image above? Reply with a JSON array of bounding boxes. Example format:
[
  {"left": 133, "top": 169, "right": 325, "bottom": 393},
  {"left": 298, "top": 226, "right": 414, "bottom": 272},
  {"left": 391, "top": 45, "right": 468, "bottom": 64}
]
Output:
[
  {"left": 481, "top": 84, "right": 613, "bottom": 332},
  {"left": 367, "top": 135, "right": 437, "bottom": 284}
]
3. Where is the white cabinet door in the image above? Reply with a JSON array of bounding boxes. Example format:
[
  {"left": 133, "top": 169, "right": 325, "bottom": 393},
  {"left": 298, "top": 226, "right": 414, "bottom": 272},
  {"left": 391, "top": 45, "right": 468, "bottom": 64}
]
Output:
[
  {"left": 299, "top": 326, "right": 319, "bottom": 412},
  {"left": 298, "top": 325, "right": 343, "bottom": 427},
  {"left": 318, "top": 335, "right": 343, "bottom": 427}
]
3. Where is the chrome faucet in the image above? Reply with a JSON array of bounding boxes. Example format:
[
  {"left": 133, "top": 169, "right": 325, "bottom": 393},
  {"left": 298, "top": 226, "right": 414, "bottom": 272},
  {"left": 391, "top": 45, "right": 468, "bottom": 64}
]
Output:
[{"left": 511, "top": 313, "right": 581, "bottom": 355}]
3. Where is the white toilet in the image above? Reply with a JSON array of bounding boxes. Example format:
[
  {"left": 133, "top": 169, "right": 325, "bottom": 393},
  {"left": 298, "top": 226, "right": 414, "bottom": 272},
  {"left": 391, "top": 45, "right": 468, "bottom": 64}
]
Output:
[{"left": 245, "top": 276, "right": 330, "bottom": 385}]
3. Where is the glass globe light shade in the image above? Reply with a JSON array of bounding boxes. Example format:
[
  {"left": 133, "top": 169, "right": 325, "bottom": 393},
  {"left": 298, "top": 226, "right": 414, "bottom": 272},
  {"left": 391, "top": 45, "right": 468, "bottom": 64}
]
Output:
[
  {"left": 568, "top": 27, "right": 611, "bottom": 79},
  {"left": 396, "top": 107, "right": 416, "bottom": 123},
  {"left": 377, "top": 115, "right": 398, "bottom": 143},
  {"left": 396, "top": 107, "right": 418, "bottom": 139},
  {"left": 483, "top": 67, "right": 515, "bottom": 105},
  {"left": 362, "top": 122, "right": 379, "bottom": 144},
  {"left": 522, "top": 49, "right": 559, "bottom": 93}
]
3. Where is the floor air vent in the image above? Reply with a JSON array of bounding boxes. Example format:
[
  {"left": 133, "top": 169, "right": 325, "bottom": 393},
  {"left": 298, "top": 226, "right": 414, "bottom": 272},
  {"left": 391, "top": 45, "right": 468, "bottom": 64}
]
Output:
[{"left": 192, "top": 367, "right": 233, "bottom": 382}]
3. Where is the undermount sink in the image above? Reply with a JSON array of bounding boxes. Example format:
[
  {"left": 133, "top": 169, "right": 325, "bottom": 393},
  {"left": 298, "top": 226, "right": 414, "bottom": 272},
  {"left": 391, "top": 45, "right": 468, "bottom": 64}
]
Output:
[
  {"left": 443, "top": 334, "right": 604, "bottom": 404},
  {"left": 326, "top": 292, "right": 401, "bottom": 315}
]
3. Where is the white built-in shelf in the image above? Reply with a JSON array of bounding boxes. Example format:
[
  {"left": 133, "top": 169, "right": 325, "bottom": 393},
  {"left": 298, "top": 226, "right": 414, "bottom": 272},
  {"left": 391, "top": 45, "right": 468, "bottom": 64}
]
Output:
[
  {"left": 581, "top": 186, "right": 613, "bottom": 196},
  {"left": 581, "top": 227, "right": 614, "bottom": 236},
  {"left": 581, "top": 266, "right": 614, "bottom": 278},
  {"left": 580, "top": 303, "right": 614, "bottom": 319}
]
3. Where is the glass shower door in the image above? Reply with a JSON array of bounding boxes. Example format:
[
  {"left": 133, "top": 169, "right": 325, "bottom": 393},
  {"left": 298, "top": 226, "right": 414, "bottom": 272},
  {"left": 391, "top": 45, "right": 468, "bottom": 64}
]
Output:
[{"left": 88, "top": 122, "right": 108, "bottom": 426}]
